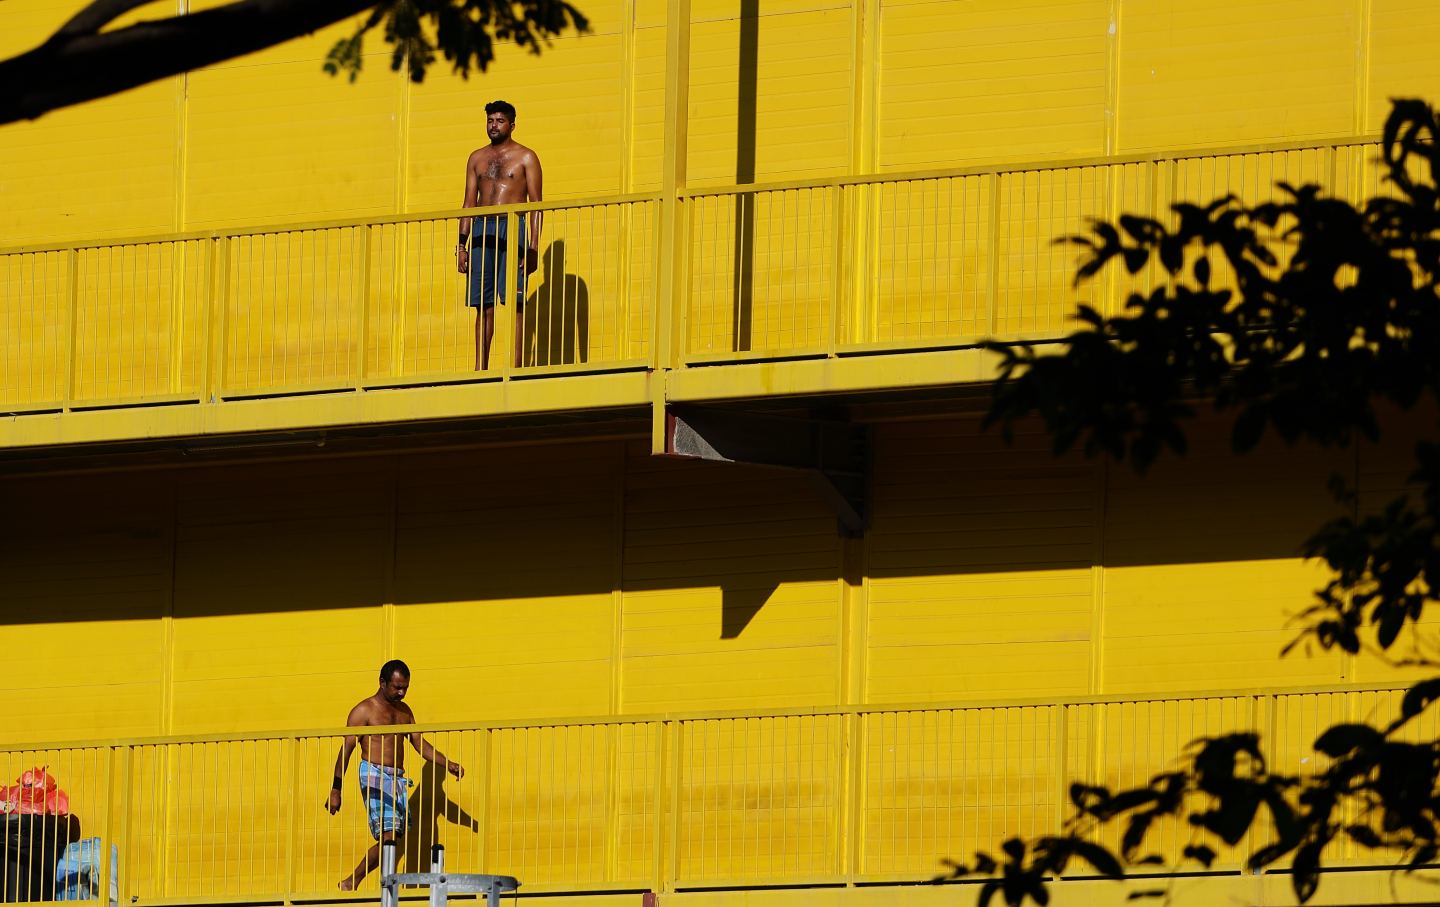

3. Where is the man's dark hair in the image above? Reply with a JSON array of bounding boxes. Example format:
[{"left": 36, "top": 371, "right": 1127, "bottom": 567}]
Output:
[
  {"left": 485, "top": 100, "right": 517, "bottom": 121},
  {"left": 379, "top": 659, "right": 411, "bottom": 683}
]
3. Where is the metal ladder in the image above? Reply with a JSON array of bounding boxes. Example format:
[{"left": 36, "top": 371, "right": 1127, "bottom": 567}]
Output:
[{"left": 379, "top": 842, "right": 519, "bottom": 907}]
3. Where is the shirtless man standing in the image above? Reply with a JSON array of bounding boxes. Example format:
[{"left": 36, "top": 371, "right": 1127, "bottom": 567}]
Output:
[
  {"left": 326, "top": 660, "right": 464, "bottom": 890},
  {"left": 457, "top": 100, "right": 544, "bottom": 370}
]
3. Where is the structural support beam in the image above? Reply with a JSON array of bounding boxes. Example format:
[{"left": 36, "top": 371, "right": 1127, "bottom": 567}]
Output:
[{"left": 662, "top": 405, "right": 869, "bottom": 536}]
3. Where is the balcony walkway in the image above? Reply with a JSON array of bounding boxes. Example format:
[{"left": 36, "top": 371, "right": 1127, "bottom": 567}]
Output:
[
  {"left": 0, "top": 137, "right": 1381, "bottom": 451},
  {"left": 1, "top": 683, "right": 1422, "bottom": 903}
]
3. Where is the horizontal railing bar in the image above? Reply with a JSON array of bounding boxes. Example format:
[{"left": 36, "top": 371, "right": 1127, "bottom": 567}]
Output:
[
  {"left": 678, "top": 133, "right": 1383, "bottom": 198},
  {"left": 0, "top": 194, "right": 664, "bottom": 256},
  {"left": 0, "top": 681, "right": 1410, "bottom": 754}
]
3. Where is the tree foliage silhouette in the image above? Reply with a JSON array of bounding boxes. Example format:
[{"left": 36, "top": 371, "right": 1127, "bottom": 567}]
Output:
[
  {"left": 946, "top": 98, "right": 1440, "bottom": 906},
  {"left": 0, "top": 0, "right": 588, "bottom": 126}
]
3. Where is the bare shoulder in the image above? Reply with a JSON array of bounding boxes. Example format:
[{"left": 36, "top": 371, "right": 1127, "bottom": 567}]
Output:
[{"left": 347, "top": 697, "right": 383, "bottom": 726}]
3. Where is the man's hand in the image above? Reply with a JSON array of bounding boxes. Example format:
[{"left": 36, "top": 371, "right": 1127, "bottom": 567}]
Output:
[
  {"left": 446, "top": 760, "right": 465, "bottom": 781},
  {"left": 326, "top": 789, "right": 342, "bottom": 814},
  {"left": 525, "top": 247, "right": 538, "bottom": 276},
  {"left": 457, "top": 248, "right": 470, "bottom": 275}
]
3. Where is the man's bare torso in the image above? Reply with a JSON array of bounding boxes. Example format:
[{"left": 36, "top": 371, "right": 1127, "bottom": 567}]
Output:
[
  {"left": 469, "top": 142, "right": 538, "bottom": 206},
  {"left": 348, "top": 694, "right": 414, "bottom": 769}
]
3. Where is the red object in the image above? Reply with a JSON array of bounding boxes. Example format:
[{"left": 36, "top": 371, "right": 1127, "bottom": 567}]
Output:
[{"left": 1, "top": 768, "right": 70, "bottom": 816}]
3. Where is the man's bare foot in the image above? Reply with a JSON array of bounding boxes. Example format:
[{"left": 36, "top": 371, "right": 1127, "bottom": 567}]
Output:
[{"left": 338, "top": 878, "right": 356, "bottom": 891}]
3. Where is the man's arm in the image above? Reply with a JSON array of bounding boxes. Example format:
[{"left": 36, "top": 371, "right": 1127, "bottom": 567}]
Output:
[
  {"left": 457, "top": 152, "right": 478, "bottom": 273},
  {"left": 406, "top": 714, "right": 464, "bottom": 780},
  {"left": 326, "top": 705, "right": 365, "bottom": 814},
  {"left": 525, "top": 151, "right": 543, "bottom": 273}
]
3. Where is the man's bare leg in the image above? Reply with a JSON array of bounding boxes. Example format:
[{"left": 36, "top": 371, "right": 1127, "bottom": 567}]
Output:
[
  {"left": 475, "top": 307, "right": 497, "bottom": 371},
  {"left": 338, "top": 833, "right": 396, "bottom": 890}
]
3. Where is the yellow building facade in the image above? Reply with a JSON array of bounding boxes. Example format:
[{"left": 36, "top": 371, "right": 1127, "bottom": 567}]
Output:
[{"left": 3, "top": 0, "right": 1440, "bottom": 905}]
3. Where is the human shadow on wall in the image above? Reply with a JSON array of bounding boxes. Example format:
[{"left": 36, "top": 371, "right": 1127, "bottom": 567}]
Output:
[
  {"left": 402, "top": 761, "right": 480, "bottom": 873},
  {"left": 522, "top": 242, "right": 590, "bottom": 367}
]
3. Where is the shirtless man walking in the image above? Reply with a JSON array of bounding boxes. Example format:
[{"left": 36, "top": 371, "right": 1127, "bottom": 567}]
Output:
[
  {"left": 326, "top": 660, "right": 464, "bottom": 890},
  {"left": 457, "top": 100, "right": 544, "bottom": 370}
]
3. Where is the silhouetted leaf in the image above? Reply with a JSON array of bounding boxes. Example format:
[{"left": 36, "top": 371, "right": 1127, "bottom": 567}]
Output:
[
  {"left": 1347, "top": 825, "right": 1382, "bottom": 848},
  {"left": 1232, "top": 406, "right": 1268, "bottom": 452},
  {"left": 1399, "top": 677, "right": 1440, "bottom": 723},
  {"left": 1249, "top": 840, "right": 1294, "bottom": 871},
  {"left": 1313, "top": 724, "right": 1382, "bottom": 757},
  {"left": 1127, "top": 890, "right": 1167, "bottom": 901},
  {"left": 1292, "top": 840, "right": 1324, "bottom": 903},
  {"left": 1183, "top": 844, "right": 1216, "bottom": 868},
  {"left": 1071, "top": 840, "right": 1124, "bottom": 879},
  {"left": 1376, "top": 603, "right": 1407, "bottom": 649}
]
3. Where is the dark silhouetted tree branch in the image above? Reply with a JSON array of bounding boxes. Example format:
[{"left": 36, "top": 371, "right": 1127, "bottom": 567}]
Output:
[
  {"left": 0, "top": 0, "right": 588, "bottom": 125},
  {"left": 946, "top": 98, "right": 1440, "bottom": 905}
]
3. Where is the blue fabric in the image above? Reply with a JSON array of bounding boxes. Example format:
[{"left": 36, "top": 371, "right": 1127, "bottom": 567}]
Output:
[
  {"left": 358, "top": 759, "right": 410, "bottom": 840},
  {"left": 467, "top": 215, "right": 529, "bottom": 308},
  {"left": 54, "top": 837, "right": 116, "bottom": 902}
]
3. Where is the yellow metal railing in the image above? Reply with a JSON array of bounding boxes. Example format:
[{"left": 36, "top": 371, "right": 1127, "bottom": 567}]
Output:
[
  {"left": 0, "top": 138, "right": 1383, "bottom": 415},
  {"left": 0, "top": 683, "right": 1425, "bottom": 902}
]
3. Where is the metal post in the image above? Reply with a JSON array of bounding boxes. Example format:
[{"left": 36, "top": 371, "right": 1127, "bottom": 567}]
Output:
[
  {"left": 429, "top": 845, "right": 445, "bottom": 907},
  {"left": 381, "top": 841, "right": 398, "bottom": 907}
]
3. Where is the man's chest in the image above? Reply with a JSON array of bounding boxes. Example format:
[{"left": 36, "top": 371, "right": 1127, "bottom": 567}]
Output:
[{"left": 478, "top": 154, "right": 524, "bottom": 180}]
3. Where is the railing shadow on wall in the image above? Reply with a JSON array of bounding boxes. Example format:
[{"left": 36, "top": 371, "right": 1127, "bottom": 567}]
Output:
[
  {"left": 0, "top": 685, "right": 1420, "bottom": 904},
  {"left": 0, "top": 138, "right": 1382, "bottom": 416}
]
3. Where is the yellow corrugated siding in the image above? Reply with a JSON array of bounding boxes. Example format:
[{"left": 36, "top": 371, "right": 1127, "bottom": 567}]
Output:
[
  {"left": 866, "top": 420, "right": 1098, "bottom": 701},
  {"left": 0, "top": 79, "right": 181, "bottom": 241},
  {"left": 3, "top": 415, "right": 1438, "bottom": 745},
  {"left": 7, "top": 0, "right": 1440, "bottom": 250},
  {"left": 684, "top": 6, "right": 854, "bottom": 187},
  {"left": 1368, "top": 0, "right": 1440, "bottom": 132},
  {"left": 393, "top": 444, "right": 622, "bottom": 719},
  {"left": 182, "top": 56, "right": 401, "bottom": 229},
  {"left": 621, "top": 443, "right": 845, "bottom": 711},
  {"left": 1115, "top": 0, "right": 1358, "bottom": 150},
  {"left": 877, "top": 0, "right": 1110, "bottom": 170},
  {"left": 169, "top": 462, "right": 392, "bottom": 733},
  {"left": 0, "top": 473, "right": 170, "bottom": 739},
  {"left": 1100, "top": 421, "right": 1352, "bottom": 692}
]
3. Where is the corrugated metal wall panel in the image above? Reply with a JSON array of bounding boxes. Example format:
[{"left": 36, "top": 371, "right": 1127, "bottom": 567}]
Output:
[
  {"left": 622, "top": 442, "right": 844, "bottom": 712},
  {"left": 1367, "top": 0, "right": 1440, "bottom": 132},
  {"left": 877, "top": 0, "right": 1110, "bottom": 170},
  {"left": 393, "top": 443, "right": 622, "bottom": 720},
  {"left": 182, "top": 55, "right": 401, "bottom": 229},
  {"left": 4, "top": 410, "right": 1439, "bottom": 747},
  {"left": 0, "top": 474, "right": 170, "bottom": 740},
  {"left": 684, "top": 5, "right": 854, "bottom": 187},
  {"left": 1115, "top": 0, "right": 1358, "bottom": 150},
  {"left": 866, "top": 419, "right": 1099, "bottom": 702},
  {"left": 169, "top": 462, "right": 391, "bottom": 733},
  {"left": 1101, "top": 416, "right": 1351, "bottom": 692},
  {"left": 0, "top": 78, "right": 180, "bottom": 242},
  {"left": 6, "top": 0, "right": 1440, "bottom": 249}
]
